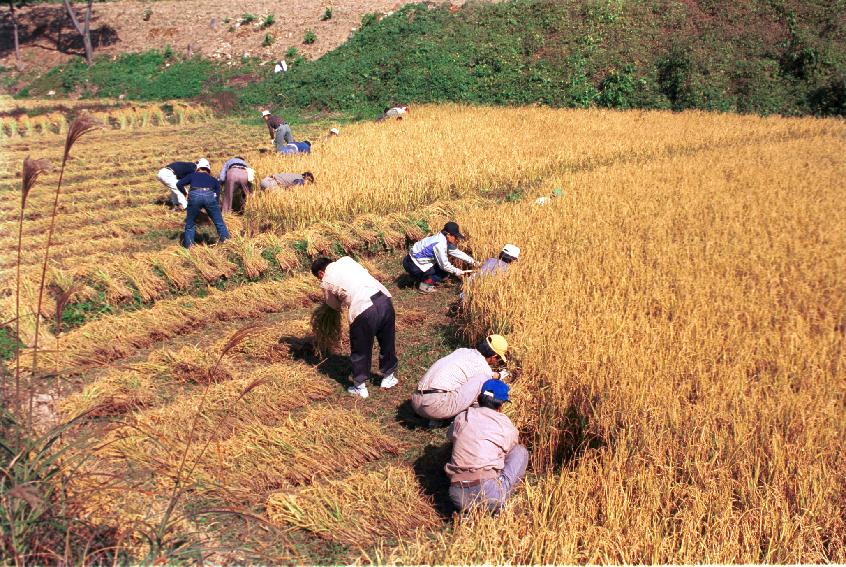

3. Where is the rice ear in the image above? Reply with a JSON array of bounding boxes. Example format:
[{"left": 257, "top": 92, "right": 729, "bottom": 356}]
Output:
[
  {"left": 64, "top": 114, "right": 101, "bottom": 159},
  {"left": 21, "top": 157, "right": 51, "bottom": 209},
  {"left": 216, "top": 324, "right": 265, "bottom": 365}
]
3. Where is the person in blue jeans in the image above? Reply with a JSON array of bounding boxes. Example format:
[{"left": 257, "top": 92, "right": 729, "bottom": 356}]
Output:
[{"left": 176, "top": 158, "right": 230, "bottom": 248}]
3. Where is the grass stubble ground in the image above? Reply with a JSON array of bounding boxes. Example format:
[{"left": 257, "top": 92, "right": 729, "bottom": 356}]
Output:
[{"left": 0, "top": 104, "right": 844, "bottom": 563}]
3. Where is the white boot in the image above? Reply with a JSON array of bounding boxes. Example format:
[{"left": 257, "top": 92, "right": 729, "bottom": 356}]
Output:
[
  {"left": 380, "top": 374, "right": 399, "bottom": 389},
  {"left": 347, "top": 384, "right": 369, "bottom": 398}
]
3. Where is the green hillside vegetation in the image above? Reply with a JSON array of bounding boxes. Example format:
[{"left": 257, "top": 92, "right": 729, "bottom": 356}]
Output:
[{"left": 16, "top": 0, "right": 846, "bottom": 116}]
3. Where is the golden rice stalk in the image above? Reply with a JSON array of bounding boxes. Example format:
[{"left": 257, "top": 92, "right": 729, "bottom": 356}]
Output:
[
  {"left": 104, "top": 407, "right": 403, "bottom": 502},
  {"left": 357, "top": 257, "right": 389, "bottom": 282},
  {"left": 311, "top": 303, "right": 341, "bottom": 355},
  {"left": 266, "top": 466, "right": 439, "bottom": 546},
  {"left": 128, "top": 361, "right": 336, "bottom": 443},
  {"left": 28, "top": 276, "right": 314, "bottom": 371},
  {"left": 114, "top": 259, "right": 168, "bottom": 302},
  {"left": 203, "top": 408, "right": 403, "bottom": 495},
  {"left": 225, "top": 318, "right": 312, "bottom": 362},
  {"left": 92, "top": 268, "right": 135, "bottom": 304},
  {"left": 224, "top": 237, "right": 269, "bottom": 280},
  {"left": 148, "top": 345, "right": 234, "bottom": 384},
  {"left": 274, "top": 246, "right": 301, "bottom": 272},
  {"left": 181, "top": 245, "right": 237, "bottom": 282},
  {"left": 59, "top": 370, "right": 158, "bottom": 419},
  {"left": 149, "top": 252, "right": 194, "bottom": 290},
  {"left": 303, "top": 230, "right": 335, "bottom": 258}
]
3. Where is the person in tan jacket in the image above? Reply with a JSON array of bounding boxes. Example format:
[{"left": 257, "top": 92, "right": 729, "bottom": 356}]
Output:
[
  {"left": 311, "top": 256, "right": 398, "bottom": 399},
  {"left": 446, "top": 379, "right": 528, "bottom": 512},
  {"left": 411, "top": 335, "right": 509, "bottom": 424}
]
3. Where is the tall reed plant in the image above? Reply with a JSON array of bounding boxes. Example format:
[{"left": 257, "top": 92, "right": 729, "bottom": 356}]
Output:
[{"left": 29, "top": 115, "right": 100, "bottom": 424}]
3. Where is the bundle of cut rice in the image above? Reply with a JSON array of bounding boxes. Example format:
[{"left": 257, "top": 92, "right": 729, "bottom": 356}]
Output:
[{"left": 310, "top": 303, "right": 341, "bottom": 355}]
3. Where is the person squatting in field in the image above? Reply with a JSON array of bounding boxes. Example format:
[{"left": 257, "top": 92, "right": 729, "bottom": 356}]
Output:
[
  {"left": 156, "top": 160, "right": 196, "bottom": 211},
  {"left": 217, "top": 157, "right": 255, "bottom": 214},
  {"left": 311, "top": 256, "right": 399, "bottom": 399},
  {"left": 403, "top": 221, "right": 478, "bottom": 293},
  {"left": 262, "top": 109, "right": 293, "bottom": 145},
  {"left": 459, "top": 244, "right": 521, "bottom": 302},
  {"left": 177, "top": 158, "right": 230, "bottom": 248},
  {"left": 377, "top": 105, "right": 410, "bottom": 121},
  {"left": 411, "top": 334, "right": 510, "bottom": 425},
  {"left": 260, "top": 171, "right": 315, "bottom": 190},
  {"left": 446, "top": 379, "right": 528, "bottom": 512}
]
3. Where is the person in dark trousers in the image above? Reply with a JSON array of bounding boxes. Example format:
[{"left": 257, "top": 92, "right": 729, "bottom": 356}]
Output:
[
  {"left": 177, "top": 158, "right": 230, "bottom": 248},
  {"left": 157, "top": 160, "right": 196, "bottom": 210},
  {"left": 446, "top": 379, "right": 528, "bottom": 513},
  {"left": 311, "top": 256, "right": 399, "bottom": 399},
  {"left": 262, "top": 109, "right": 293, "bottom": 145},
  {"left": 403, "top": 221, "right": 478, "bottom": 293}
]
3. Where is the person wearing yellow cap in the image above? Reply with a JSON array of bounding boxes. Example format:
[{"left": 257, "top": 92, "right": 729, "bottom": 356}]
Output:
[{"left": 411, "top": 334, "right": 510, "bottom": 425}]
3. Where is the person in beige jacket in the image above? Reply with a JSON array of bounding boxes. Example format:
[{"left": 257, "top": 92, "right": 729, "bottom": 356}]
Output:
[
  {"left": 311, "top": 256, "right": 398, "bottom": 399},
  {"left": 411, "top": 334, "right": 509, "bottom": 424},
  {"left": 446, "top": 379, "right": 528, "bottom": 512}
]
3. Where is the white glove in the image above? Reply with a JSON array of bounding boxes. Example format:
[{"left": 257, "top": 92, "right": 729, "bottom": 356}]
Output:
[{"left": 497, "top": 369, "right": 511, "bottom": 382}]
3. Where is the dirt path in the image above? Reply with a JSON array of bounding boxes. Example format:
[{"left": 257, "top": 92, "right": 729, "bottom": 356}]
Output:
[{"left": 1, "top": 0, "right": 469, "bottom": 75}]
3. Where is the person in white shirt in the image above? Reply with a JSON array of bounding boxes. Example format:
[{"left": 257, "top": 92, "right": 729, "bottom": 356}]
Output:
[
  {"left": 402, "top": 221, "right": 478, "bottom": 293},
  {"left": 311, "top": 256, "right": 399, "bottom": 398}
]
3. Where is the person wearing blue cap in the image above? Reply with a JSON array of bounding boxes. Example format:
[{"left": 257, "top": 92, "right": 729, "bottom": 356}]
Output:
[{"left": 445, "top": 379, "right": 528, "bottom": 513}]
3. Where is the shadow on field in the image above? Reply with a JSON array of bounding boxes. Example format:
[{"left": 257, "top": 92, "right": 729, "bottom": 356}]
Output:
[
  {"left": 394, "top": 399, "right": 428, "bottom": 430},
  {"left": 414, "top": 442, "right": 455, "bottom": 519},
  {"left": 394, "top": 273, "right": 418, "bottom": 289},
  {"left": 280, "top": 336, "right": 352, "bottom": 388}
]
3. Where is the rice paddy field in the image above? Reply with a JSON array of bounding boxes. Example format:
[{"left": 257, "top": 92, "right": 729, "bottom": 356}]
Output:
[{"left": 1, "top": 103, "right": 844, "bottom": 563}]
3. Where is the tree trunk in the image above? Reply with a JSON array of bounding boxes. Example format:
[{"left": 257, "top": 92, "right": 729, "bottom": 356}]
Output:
[
  {"left": 62, "top": 0, "right": 94, "bottom": 65},
  {"left": 8, "top": 1, "right": 22, "bottom": 70}
]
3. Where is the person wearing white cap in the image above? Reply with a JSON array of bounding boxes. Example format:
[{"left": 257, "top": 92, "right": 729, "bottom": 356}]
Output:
[
  {"left": 176, "top": 158, "right": 230, "bottom": 248},
  {"left": 460, "top": 245, "right": 520, "bottom": 302},
  {"left": 261, "top": 109, "right": 293, "bottom": 145},
  {"left": 329, "top": 127, "right": 340, "bottom": 136},
  {"left": 476, "top": 244, "right": 520, "bottom": 277}
]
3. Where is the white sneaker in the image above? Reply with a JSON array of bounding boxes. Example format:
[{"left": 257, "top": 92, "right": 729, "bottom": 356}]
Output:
[
  {"left": 380, "top": 374, "right": 399, "bottom": 389},
  {"left": 347, "top": 384, "right": 369, "bottom": 398},
  {"left": 417, "top": 282, "right": 435, "bottom": 293}
]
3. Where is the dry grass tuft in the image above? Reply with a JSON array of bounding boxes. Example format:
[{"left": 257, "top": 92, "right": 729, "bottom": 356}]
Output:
[
  {"left": 60, "top": 370, "right": 158, "bottom": 418},
  {"left": 149, "top": 346, "right": 234, "bottom": 384},
  {"left": 266, "top": 466, "right": 439, "bottom": 546},
  {"left": 128, "top": 361, "right": 337, "bottom": 443},
  {"left": 104, "top": 407, "right": 402, "bottom": 501}
]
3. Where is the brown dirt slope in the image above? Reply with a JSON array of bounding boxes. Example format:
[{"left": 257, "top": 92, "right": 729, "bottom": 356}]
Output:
[{"left": 0, "top": 0, "right": 468, "bottom": 73}]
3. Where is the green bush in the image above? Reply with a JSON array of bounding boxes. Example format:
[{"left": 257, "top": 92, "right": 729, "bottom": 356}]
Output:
[
  {"left": 321, "top": 7, "right": 333, "bottom": 21},
  {"left": 303, "top": 30, "right": 317, "bottom": 44},
  {"left": 261, "top": 14, "right": 275, "bottom": 29}
]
